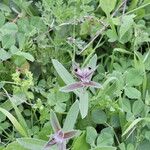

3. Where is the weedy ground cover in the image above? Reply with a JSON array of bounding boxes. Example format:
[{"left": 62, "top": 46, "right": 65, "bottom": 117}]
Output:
[{"left": 0, "top": 0, "right": 150, "bottom": 150}]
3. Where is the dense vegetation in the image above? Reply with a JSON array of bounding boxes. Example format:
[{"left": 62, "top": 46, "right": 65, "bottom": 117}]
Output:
[{"left": 0, "top": 0, "right": 150, "bottom": 150}]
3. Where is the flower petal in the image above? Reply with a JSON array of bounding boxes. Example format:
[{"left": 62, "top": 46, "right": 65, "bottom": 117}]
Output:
[
  {"left": 85, "top": 66, "right": 98, "bottom": 80},
  {"left": 60, "top": 82, "right": 84, "bottom": 92},
  {"left": 84, "top": 81, "right": 102, "bottom": 88},
  {"left": 74, "top": 69, "right": 84, "bottom": 79},
  {"left": 44, "top": 138, "right": 57, "bottom": 149},
  {"left": 50, "top": 110, "right": 61, "bottom": 132},
  {"left": 64, "top": 130, "right": 77, "bottom": 140}
]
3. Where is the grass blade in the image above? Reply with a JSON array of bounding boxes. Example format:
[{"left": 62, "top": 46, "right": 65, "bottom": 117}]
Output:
[
  {"left": 122, "top": 118, "right": 143, "bottom": 137},
  {"left": 0, "top": 107, "right": 27, "bottom": 137},
  {"left": 3, "top": 88, "right": 30, "bottom": 137}
]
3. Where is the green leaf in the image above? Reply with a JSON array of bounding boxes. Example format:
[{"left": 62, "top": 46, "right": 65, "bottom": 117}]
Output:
[
  {"left": 145, "top": 131, "right": 150, "bottom": 140},
  {"left": 132, "top": 100, "right": 144, "bottom": 115},
  {"left": 10, "top": 94, "right": 27, "bottom": 105},
  {"left": 0, "top": 107, "right": 27, "bottom": 137},
  {"left": 91, "top": 109, "right": 107, "bottom": 124},
  {"left": 17, "top": 18, "right": 30, "bottom": 34},
  {"left": 87, "top": 54, "right": 97, "bottom": 69},
  {"left": 0, "top": 81, "right": 5, "bottom": 89},
  {"left": 72, "top": 132, "right": 90, "bottom": 150},
  {"left": 54, "top": 102, "right": 66, "bottom": 113},
  {"left": 83, "top": 54, "right": 97, "bottom": 67},
  {"left": 113, "top": 48, "right": 133, "bottom": 55},
  {"left": 17, "top": 33, "right": 26, "bottom": 50},
  {"left": 80, "top": 21, "right": 90, "bottom": 35},
  {"left": 121, "top": 98, "right": 131, "bottom": 112},
  {"left": 0, "top": 22, "right": 18, "bottom": 35},
  {"left": 106, "top": 29, "right": 118, "bottom": 42},
  {"left": 63, "top": 101, "right": 79, "bottom": 131},
  {"left": 145, "top": 91, "right": 150, "bottom": 105},
  {"left": 0, "top": 12, "right": 5, "bottom": 27},
  {"left": 110, "top": 114, "right": 120, "bottom": 128},
  {"left": 15, "top": 51, "right": 35, "bottom": 62},
  {"left": 48, "top": 89, "right": 70, "bottom": 104},
  {"left": 10, "top": 45, "right": 19, "bottom": 54},
  {"left": 127, "top": 143, "right": 135, "bottom": 150},
  {"left": 119, "top": 15, "right": 135, "bottom": 39},
  {"left": 92, "top": 146, "right": 117, "bottom": 150},
  {"left": 0, "top": 49, "right": 11, "bottom": 61},
  {"left": 126, "top": 112, "right": 135, "bottom": 122},
  {"left": 144, "top": 51, "right": 150, "bottom": 71},
  {"left": 3, "top": 88, "right": 30, "bottom": 137},
  {"left": 119, "top": 28, "right": 133, "bottom": 44},
  {"left": 118, "top": 143, "right": 126, "bottom": 150},
  {"left": 100, "top": 0, "right": 117, "bottom": 15},
  {"left": 97, "top": 127, "right": 114, "bottom": 146},
  {"left": 52, "top": 59, "right": 75, "bottom": 84},
  {"left": 17, "top": 138, "right": 46, "bottom": 150},
  {"left": 124, "top": 87, "right": 141, "bottom": 99},
  {"left": 0, "top": 4, "right": 11, "bottom": 15},
  {"left": 2, "top": 34, "right": 16, "bottom": 49},
  {"left": 125, "top": 68, "right": 143, "bottom": 86},
  {"left": 79, "top": 91, "right": 89, "bottom": 119},
  {"left": 86, "top": 126, "right": 97, "bottom": 146},
  {"left": 4, "top": 141, "right": 27, "bottom": 150},
  {"left": 12, "top": 55, "right": 26, "bottom": 67},
  {"left": 37, "top": 122, "right": 52, "bottom": 140},
  {"left": 137, "top": 140, "right": 150, "bottom": 150}
]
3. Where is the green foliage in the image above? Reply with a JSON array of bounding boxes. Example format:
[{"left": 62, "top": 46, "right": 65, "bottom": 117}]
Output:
[
  {"left": 0, "top": 107, "right": 27, "bottom": 137},
  {"left": 0, "top": 0, "right": 150, "bottom": 149},
  {"left": 3, "top": 141, "right": 27, "bottom": 150},
  {"left": 17, "top": 138, "right": 46, "bottom": 150},
  {"left": 97, "top": 127, "right": 114, "bottom": 146},
  {"left": 72, "top": 132, "right": 90, "bottom": 150},
  {"left": 86, "top": 126, "right": 97, "bottom": 147},
  {"left": 63, "top": 101, "right": 79, "bottom": 131},
  {"left": 100, "top": 0, "right": 117, "bottom": 15},
  {"left": 91, "top": 109, "right": 107, "bottom": 124}
]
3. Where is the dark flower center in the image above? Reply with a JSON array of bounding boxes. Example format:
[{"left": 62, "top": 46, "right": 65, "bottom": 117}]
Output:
[{"left": 74, "top": 68, "right": 78, "bottom": 72}]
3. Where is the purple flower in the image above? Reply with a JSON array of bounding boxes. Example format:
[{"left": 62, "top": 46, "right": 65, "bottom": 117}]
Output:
[
  {"left": 60, "top": 64, "right": 102, "bottom": 92},
  {"left": 44, "top": 110, "right": 77, "bottom": 150}
]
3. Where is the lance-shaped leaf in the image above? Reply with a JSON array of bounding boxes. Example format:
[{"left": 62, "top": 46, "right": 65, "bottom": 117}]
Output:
[
  {"left": 63, "top": 101, "right": 79, "bottom": 131},
  {"left": 0, "top": 107, "right": 27, "bottom": 137},
  {"left": 60, "top": 82, "right": 84, "bottom": 92},
  {"left": 86, "top": 54, "right": 97, "bottom": 69},
  {"left": 17, "top": 138, "right": 47, "bottom": 150},
  {"left": 79, "top": 91, "right": 89, "bottom": 119},
  {"left": 50, "top": 110, "right": 61, "bottom": 132}
]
